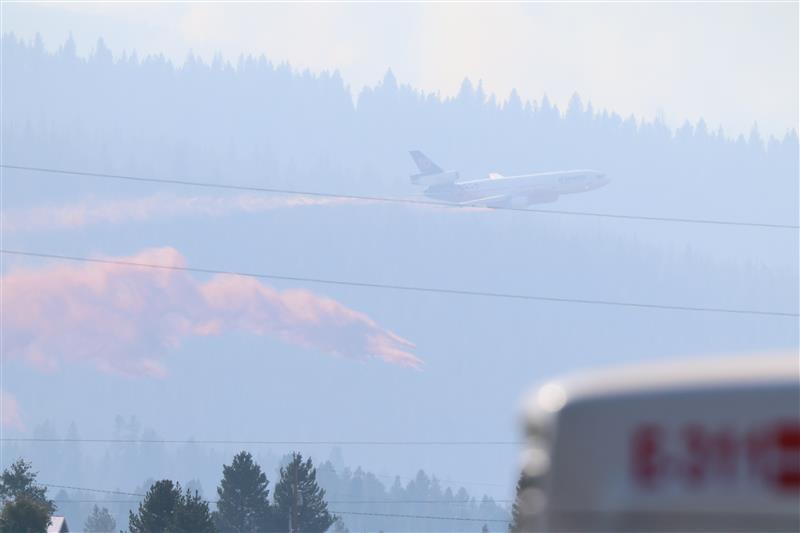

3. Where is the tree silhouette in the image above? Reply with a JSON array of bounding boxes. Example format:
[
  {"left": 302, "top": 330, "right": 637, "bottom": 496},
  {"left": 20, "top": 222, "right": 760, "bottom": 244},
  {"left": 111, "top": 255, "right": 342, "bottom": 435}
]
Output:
[
  {"left": 84, "top": 504, "right": 116, "bottom": 533},
  {"left": 176, "top": 489, "right": 216, "bottom": 533},
  {"left": 273, "top": 453, "right": 335, "bottom": 533},
  {"left": 0, "top": 457, "right": 55, "bottom": 533},
  {"left": 129, "top": 479, "right": 215, "bottom": 533},
  {"left": 0, "top": 458, "right": 54, "bottom": 514},
  {"left": 214, "top": 451, "right": 274, "bottom": 532},
  {"left": 0, "top": 496, "right": 52, "bottom": 533}
]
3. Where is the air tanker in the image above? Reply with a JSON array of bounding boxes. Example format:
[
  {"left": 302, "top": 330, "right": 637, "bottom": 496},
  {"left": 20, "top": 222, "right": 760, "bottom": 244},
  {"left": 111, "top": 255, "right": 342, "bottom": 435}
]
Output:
[{"left": 409, "top": 150, "right": 609, "bottom": 208}]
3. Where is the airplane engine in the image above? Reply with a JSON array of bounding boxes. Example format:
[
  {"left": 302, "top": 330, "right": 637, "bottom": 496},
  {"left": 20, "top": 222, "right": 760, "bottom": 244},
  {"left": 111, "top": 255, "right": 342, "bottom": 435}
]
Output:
[{"left": 411, "top": 170, "right": 459, "bottom": 186}]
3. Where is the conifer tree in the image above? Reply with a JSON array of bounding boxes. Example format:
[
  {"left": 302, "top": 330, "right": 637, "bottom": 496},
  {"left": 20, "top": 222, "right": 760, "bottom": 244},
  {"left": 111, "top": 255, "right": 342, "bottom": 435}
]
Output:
[
  {"left": 84, "top": 505, "right": 116, "bottom": 533},
  {"left": 273, "top": 453, "right": 335, "bottom": 533},
  {"left": 129, "top": 479, "right": 215, "bottom": 533},
  {"left": 0, "top": 458, "right": 55, "bottom": 533},
  {"left": 214, "top": 451, "right": 273, "bottom": 532},
  {"left": 0, "top": 458, "right": 54, "bottom": 514}
]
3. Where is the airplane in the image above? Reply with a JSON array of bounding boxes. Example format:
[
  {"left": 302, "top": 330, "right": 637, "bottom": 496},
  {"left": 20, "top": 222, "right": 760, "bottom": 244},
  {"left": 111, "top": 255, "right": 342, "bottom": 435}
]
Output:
[{"left": 409, "top": 150, "right": 609, "bottom": 208}]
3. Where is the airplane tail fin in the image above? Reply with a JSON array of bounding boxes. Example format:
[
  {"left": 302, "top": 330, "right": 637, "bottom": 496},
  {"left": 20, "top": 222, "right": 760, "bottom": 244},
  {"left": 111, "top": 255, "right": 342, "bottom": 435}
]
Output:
[{"left": 409, "top": 150, "right": 443, "bottom": 175}]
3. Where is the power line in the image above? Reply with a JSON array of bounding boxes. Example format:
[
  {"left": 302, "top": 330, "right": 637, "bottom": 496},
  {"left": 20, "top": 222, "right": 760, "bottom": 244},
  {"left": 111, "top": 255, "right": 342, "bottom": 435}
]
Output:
[
  {"left": 45, "top": 484, "right": 143, "bottom": 497},
  {"left": 3, "top": 163, "right": 797, "bottom": 230},
  {"left": 44, "top": 484, "right": 512, "bottom": 502},
  {"left": 44, "top": 477, "right": 509, "bottom": 498},
  {"left": 42, "top": 471, "right": 507, "bottom": 490},
  {"left": 373, "top": 473, "right": 507, "bottom": 488},
  {"left": 50, "top": 498, "right": 141, "bottom": 504},
  {"left": 348, "top": 499, "right": 511, "bottom": 504},
  {"left": 50, "top": 498, "right": 513, "bottom": 505},
  {"left": 2, "top": 249, "right": 796, "bottom": 318},
  {"left": 331, "top": 510, "right": 508, "bottom": 523},
  {"left": 8, "top": 437, "right": 520, "bottom": 445},
  {"left": 43, "top": 484, "right": 510, "bottom": 524}
]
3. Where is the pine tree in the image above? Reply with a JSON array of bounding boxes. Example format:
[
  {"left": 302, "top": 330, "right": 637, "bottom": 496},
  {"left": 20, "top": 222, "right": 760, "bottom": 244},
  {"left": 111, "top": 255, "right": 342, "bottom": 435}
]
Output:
[
  {"left": 84, "top": 505, "right": 116, "bottom": 533},
  {"left": 214, "top": 451, "right": 274, "bottom": 532},
  {"left": 176, "top": 489, "right": 216, "bottom": 533},
  {"left": 0, "top": 458, "right": 55, "bottom": 514},
  {"left": 129, "top": 480, "right": 216, "bottom": 533},
  {"left": 0, "top": 497, "right": 52, "bottom": 533},
  {"left": 130, "top": 480, "right": 181, "bottom": 533},
  {"left": 0, "top": 458, "right": 55, "bottom": 533},
  {"left": 273, "top": 453, "right": 335, "bottom": 533}
]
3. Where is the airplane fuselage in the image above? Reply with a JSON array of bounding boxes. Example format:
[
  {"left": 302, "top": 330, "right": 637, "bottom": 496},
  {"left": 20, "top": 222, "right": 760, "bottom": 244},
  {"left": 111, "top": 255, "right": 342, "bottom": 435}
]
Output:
[
  {"left": 408, "top": 151, "right": 608, "bottom": 208},
  {"left": 425, "top": 169, "right": 609, "bottom": 207}
]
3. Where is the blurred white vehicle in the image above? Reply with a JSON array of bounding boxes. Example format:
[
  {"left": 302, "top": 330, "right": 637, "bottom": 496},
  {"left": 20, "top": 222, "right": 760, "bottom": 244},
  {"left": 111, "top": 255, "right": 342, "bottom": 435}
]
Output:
[{"left": 517, "top": 354, "right": 800, "bottom": 532}]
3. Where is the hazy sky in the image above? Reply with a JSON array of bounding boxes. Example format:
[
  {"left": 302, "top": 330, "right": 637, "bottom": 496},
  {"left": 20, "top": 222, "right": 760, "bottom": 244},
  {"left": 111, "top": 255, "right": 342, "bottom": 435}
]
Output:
[{"left": 3, "top": 2, "right": 797, "bottom": 137}]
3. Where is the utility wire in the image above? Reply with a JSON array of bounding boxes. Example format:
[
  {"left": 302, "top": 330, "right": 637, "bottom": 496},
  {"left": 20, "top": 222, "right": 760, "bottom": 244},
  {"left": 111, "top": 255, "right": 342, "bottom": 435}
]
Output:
[
  {"left": 44, "top": 479, "right": 509, "bottom": 499},
  {"left": 51, "top": 499, "right": 513, "bottom": 505},
  {"left": 43, "top": 484, "right": 511, "bottom": 500},
  {"left": 2, "top": 249, "right": 796, "bottom": 318},
  {"left": 331, "top": 511, "right": 508, "bottom": 523},
  {"left": 43, "top": 484, "right": 511, "bottom": 523},
  {"left": 44, "top": 483, "right": 144, "bottom": 497},
  {"left": 2, "top": 164, "right": 797, "bottom": 230},
  {"left": 4, "top": 437, "right": 520, "bottom": 445}
]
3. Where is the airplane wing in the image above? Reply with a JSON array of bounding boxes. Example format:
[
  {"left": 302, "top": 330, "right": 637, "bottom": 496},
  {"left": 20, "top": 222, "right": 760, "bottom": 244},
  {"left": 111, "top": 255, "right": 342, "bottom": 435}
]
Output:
[
  {"left": 457, "top": 194, "right": 509, "bottom": 207},
  {"left": 396, "top": 193, "right": 506, "bottom": 208}
]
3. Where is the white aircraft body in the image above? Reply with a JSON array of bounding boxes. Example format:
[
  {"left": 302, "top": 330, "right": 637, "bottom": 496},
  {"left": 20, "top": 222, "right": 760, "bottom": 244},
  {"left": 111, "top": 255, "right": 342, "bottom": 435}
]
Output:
[{"left": 409, "top": 150, "right": 609, "bottom": 208}]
